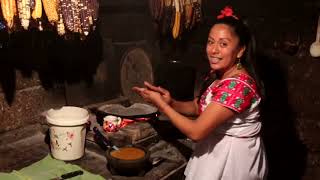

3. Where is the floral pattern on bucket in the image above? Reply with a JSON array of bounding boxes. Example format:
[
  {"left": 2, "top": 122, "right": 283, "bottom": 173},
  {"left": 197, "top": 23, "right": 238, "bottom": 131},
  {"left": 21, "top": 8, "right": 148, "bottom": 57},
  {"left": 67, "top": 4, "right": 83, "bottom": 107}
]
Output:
[{"left": 50, "top": 128, "right": 75, "bottom": 152}]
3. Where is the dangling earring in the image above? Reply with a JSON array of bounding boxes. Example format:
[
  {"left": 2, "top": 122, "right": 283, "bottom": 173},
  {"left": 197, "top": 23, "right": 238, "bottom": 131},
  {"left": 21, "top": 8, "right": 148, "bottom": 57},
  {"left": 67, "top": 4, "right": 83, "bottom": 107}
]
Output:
[{"left": 236, "top": 58, "right": 242, "bottom": 70}]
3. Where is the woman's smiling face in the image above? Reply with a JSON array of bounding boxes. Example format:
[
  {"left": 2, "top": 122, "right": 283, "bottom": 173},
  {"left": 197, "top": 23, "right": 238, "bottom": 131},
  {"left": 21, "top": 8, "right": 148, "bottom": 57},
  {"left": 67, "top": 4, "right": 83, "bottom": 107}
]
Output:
[{"left": 206, "top": 24, "right": 245, "bottom": 73}]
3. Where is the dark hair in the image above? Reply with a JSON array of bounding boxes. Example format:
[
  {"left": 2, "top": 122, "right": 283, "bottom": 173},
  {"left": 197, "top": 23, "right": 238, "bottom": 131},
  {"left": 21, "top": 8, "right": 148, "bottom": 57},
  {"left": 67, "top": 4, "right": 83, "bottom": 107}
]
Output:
[{"left": 198, "top": 16, "right": 264, "bottom": 99}]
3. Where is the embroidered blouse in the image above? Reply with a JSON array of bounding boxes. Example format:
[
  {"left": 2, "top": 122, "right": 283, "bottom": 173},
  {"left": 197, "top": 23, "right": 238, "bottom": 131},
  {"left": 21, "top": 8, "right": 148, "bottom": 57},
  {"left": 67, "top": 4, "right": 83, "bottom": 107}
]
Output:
[{"left": 199, "top": 73, "right": 260, "bottom": 114}]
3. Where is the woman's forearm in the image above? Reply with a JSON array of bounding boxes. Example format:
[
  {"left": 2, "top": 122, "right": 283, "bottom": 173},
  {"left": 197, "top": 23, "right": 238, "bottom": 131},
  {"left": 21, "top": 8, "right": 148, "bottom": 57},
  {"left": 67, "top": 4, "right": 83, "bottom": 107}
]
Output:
[
  {"left": 158, "top": 101, "right": 198, "bottom": 139},
  {"left": 159, "top": 100, "right": 235, "bottom": 141}
]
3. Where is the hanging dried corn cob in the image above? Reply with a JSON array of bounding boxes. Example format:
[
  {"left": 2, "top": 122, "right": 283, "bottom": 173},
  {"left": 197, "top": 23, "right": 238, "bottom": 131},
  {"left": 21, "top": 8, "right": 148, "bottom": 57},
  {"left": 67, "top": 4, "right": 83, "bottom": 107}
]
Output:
[
  {"left": 42, "top": 0, "right": 58, "bottom": 25},
  {"left": 169, "top": 0, "right": 175, "bottom": 30},
  {"left": 72, "top": 0, "right": 81, "bottom": 33},
  {"left": 149, "top": 0, "right": 164, "bottom": 23},
  {"left": 87, "top": 0, "right": 99, "bottom": 29},
  {"left": 161, "top": 0, "right": 172, "bottom": 36},
  {"left": 81, "top": 0, "right": 99, "bottom": 35},
  {"left": 31, "top": 0, "right": 41, "bottom": 20},
  {"left": 57, "top": 15, "right": 65, "bottom": 35},
  {"left": 155, "top": 0, "right": 163, "bottom": 22},
  {"left": 189, "top": 0, "right": 196, "bottom": 29},
  {"left": 86, "top": 0, "right": 93, "bottom": 25},
  {"left": 57, "top": 0, "right": 99, "bottom": 36},
  {"left": 56, "top": 0, "right": 65, "bottom": 35},
  {"left": 190, "top": 0, "right": 201, "bottom": 29},
  {"left": 17, "top": 0, "right": 31, "bottom": 30},
  {"left": 31, "top": 0, "right": 43, "bottom": 30},
  {"left": 158, "top": 0, "right": 164, "bottom": 22},
  {"left": 172, "top": 0, "right": 181, "bottom": 39},
  {"left": 60, "top": 0, "right": 74, "bottom": 32},
  {"left": 89, "top": 0, "right": 99, "bottom": 23},
  {"left": 1, "top": 0, "right": 17, "bottom": 29},
  {"left": 86, "top": 0, "right": 99, "bottom": 33},
  {"left": 79, "top": 0, "right": 90, "bottom": 36},
  {"left": 184, "top": 0, "right": 193, "bottom": 30},
  {"left": 178, "top": 0, "right": 184, "bottom": 36}
]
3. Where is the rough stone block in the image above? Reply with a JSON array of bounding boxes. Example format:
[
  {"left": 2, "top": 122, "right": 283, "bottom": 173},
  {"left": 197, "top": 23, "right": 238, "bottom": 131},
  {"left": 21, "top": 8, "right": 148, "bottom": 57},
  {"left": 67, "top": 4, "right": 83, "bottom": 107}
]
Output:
[{"left": 0, "top": 86, "right": 66, "bottom": 133}]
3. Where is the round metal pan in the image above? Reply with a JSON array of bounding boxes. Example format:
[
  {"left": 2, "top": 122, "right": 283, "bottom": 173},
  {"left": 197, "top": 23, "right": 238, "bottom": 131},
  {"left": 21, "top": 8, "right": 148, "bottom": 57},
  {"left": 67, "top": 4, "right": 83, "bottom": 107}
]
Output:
[{"left": 90, "top": 103, "right": 159, "bottom": 125}]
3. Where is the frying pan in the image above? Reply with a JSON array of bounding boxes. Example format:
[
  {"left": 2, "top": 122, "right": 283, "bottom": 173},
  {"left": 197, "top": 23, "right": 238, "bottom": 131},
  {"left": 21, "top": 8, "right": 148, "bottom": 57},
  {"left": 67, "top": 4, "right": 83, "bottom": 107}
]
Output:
[{"left": 90, "top": 103, "right": 159, "bottom": 126}]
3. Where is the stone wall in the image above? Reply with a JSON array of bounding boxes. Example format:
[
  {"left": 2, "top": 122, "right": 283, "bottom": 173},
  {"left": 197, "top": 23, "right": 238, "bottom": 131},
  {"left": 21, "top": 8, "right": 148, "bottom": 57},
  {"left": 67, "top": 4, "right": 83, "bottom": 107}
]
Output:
[{"left": 0, "top": 72, "right": 66, "bottom": 133}]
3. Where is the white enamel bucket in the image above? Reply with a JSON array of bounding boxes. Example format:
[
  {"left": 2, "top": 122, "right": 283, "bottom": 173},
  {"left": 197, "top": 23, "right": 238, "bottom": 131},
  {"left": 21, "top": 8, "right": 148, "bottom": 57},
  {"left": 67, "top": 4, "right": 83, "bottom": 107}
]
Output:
[{"left": 46, "top": 106, "right": 89, "bottom": 161}]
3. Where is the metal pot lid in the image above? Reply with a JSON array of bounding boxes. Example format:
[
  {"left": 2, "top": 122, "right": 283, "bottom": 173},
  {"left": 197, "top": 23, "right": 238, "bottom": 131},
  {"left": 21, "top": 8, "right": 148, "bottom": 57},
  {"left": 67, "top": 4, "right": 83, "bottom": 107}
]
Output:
[{"left": 120, "top": 47, "right": 154, "bottom": 103}]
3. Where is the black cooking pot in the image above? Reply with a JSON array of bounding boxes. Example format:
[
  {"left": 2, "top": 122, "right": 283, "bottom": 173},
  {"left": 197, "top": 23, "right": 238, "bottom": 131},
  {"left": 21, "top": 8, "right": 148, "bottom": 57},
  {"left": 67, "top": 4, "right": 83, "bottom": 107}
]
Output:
[
  {"left": 106, "top": 145, "right": 151, "bottom": 176},
  {"left": 93, "top": 127, "right": 151, "bottom": 176}
]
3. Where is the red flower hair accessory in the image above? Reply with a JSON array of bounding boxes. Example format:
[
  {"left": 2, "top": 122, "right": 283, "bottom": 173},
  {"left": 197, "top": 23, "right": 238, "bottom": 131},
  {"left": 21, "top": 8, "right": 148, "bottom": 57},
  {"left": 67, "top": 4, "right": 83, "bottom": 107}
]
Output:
[{"left": 217, "top": 6, "right": 239, "bottom": 20}]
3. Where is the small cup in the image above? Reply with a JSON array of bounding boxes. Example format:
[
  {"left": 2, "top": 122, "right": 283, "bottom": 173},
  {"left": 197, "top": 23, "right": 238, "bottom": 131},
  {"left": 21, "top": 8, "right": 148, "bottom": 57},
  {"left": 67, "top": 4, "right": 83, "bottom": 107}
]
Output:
[{"left": 103, "top": 115, "right": 122, "bottom": 132}]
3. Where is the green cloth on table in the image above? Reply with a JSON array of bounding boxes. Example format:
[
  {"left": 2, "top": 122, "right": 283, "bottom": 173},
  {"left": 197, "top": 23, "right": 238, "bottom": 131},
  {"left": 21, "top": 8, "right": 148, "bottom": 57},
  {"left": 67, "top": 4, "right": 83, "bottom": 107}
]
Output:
[{"left": 0, "top": 155, "right": 105, "bottom": 180}]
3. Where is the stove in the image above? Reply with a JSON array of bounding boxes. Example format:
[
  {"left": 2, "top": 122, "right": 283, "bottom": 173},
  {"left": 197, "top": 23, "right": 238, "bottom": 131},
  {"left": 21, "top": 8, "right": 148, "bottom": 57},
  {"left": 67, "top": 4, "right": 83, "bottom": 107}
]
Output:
[{"left": 0, "top": 111, "right": 189, "bottom": 179}]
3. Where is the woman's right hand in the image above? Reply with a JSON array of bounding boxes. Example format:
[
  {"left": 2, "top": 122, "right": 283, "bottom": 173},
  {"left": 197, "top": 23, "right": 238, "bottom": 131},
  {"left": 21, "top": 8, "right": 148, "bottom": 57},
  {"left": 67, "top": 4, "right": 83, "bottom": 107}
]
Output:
[{"left": 143, "top": 81, "right": 172, "bottom": 105}]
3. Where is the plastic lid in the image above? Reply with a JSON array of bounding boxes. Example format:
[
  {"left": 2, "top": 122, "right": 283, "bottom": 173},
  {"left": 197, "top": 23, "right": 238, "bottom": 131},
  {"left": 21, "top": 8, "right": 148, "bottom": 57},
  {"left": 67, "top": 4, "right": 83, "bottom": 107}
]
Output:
[{"left": 46, "top": 106, "right": 89, "bottom": 126}]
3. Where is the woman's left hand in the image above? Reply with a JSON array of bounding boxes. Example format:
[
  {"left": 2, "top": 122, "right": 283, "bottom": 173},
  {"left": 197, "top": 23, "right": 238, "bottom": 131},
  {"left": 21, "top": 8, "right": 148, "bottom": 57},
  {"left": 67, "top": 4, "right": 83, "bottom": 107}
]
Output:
[{"left": 132, "top": 86, "right": 166, "bottom": 107}]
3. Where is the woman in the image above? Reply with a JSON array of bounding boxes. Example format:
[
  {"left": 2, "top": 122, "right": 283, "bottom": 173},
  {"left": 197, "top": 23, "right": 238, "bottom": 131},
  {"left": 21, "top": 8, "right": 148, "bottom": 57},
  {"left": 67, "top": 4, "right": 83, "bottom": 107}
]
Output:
[{"left": 133, "top": 6, "right": 267, "bottom": 180}]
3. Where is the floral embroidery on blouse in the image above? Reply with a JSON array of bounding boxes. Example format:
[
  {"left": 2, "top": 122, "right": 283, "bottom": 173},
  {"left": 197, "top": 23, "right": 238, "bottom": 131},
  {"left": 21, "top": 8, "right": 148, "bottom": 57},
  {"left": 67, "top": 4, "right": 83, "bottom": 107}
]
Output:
[{"left": 199, "top": 74, "right": 260, "bottom": 113}]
